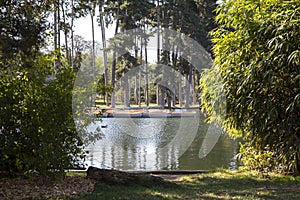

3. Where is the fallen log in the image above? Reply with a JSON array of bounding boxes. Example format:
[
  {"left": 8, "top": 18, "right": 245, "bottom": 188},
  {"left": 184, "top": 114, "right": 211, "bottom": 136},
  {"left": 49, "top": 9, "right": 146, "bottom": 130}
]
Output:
[{"left": 86, "top": 166, "right": 166, "bottom": 186}]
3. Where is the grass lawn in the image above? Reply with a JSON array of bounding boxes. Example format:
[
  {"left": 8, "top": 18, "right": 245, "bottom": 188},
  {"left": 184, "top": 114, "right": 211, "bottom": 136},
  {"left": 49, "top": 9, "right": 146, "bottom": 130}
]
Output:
[{"left": 67, "top": 170, "right": 300, "bottom": 200}]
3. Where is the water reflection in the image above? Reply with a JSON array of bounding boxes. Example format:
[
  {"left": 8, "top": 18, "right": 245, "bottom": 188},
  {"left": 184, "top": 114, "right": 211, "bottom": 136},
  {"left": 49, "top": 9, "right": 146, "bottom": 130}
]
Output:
[{"left": 85, "top": 116, "right": 239, "bottom": 170}]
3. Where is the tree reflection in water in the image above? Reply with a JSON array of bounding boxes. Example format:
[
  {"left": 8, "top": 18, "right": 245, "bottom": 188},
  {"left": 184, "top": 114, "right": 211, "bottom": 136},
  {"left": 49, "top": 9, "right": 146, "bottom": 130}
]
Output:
[{"left": 85, "top": 117, "right": 239, "bottom": 170}]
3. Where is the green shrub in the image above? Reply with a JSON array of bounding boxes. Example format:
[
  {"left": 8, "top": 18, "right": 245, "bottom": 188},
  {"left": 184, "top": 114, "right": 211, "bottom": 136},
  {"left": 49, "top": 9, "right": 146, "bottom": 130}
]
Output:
[{"left": 0, "top": 54, "right": 85, "bottom": 176}]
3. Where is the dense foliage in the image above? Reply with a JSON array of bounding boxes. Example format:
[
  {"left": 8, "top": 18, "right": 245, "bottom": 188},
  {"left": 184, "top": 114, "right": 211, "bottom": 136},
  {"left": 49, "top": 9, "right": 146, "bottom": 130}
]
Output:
[
  {"left": 0, "top": 0, "right": 52, "bottom": 68},
  {"left": 201, "top": 0, "right": 300, "bottom": 174},
  {"left": 0, "top": 55, "right": 85, "bottom": 175},
  {"left": 0, "top": 0, "right": 85, "bottom": 176}
]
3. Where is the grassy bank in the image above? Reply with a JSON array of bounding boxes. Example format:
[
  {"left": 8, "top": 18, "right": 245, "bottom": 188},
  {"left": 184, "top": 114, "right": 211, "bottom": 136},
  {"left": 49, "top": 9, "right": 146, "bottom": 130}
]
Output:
[{"left": 67, "top": 170, "right": 300, "bottom": 200}]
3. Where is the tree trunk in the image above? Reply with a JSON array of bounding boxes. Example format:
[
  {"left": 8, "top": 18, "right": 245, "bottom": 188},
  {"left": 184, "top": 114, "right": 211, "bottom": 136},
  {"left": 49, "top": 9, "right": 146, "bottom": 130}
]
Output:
[
  {"left": 111, "top": 10, "right": 120, "bottom": 108},
  {"left": 191, "top": 68, "right": 196, "bottom": 105},
  {"left": 197, "top": 70, "right": 201, "bottom": 94},
  {"left": 157, "top": 0, "right": 160, "bottom": 64},
  {"left": 179, "top": 71, "right": 182, "bottom": 107},
  {"left": 57, "top": 0, "right": 61, "bottom": 50},
  {"left": 71, "top": 0, "right": 74, "bottom": 67},
  {"left": 157, "top": 0, "right": 162, "bottom": 107},
  {"left": 172, "top": 45, "right": 178, "bottom": 107},
  {"left": 134, "top": 76, "right": 137, "bottom": 104},
  {"left": 144, "top": 27, "right": 149, "bottom": 107},
  {"left": 91, "top": 12, "right": 95, "bottom": 74},
  {"left": 185, "top": 73, "right": 189, "bottom": 108},
  {"left": 185, "top": 65, "right": 192, "bottom": 108},
  {"left": 296, "top": 152, "right": 300, "bottom": 175},
  {"left": 160, "top": 85, "right": 165, "bottom": 108},
  {"left": 90, "top": 10, "right": 96, "bottom": 107},
  {"left": 87, "top": 166, "right": 165, "bottom": 186},
  {"left": 160, "top": 0, "right": 171, "bottom": 108},
  {"left": 124, "top": 76, "right": 130, "bottom": 108},
  {"left": 156, "top": 84, "right": 160, "bottom": 105},
  {"left": 61, "top": 1, "right": 69, "bottom": 63},
  {"left": 99, "top": 6, "right": 109, "bottom": 106},
  {"left": 54, "top": 6, "right": 57, "bottom": 50},
  {"left": 132, "top": 31, "right": 137, "bottom": 105},
  {"left": 54, "top": 0, "right": 60, "bottom": 70},
  {"left": 139, "top": 36, "right": 143, "bottom": 107}
]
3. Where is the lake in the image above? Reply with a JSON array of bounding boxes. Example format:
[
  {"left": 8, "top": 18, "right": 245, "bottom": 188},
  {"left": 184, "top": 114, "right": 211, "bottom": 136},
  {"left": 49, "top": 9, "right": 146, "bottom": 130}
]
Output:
[{"left": 84, "top": 114, "right": 240, "bottom": 171}]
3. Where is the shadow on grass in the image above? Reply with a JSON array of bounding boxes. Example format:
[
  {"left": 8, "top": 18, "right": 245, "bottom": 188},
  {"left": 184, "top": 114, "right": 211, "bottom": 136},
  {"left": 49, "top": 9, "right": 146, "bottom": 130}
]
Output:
[
  {"left": 70, "top": 171, "right": 300, "bottom": 200},
  {"left": 72, "top": 181, "right": 182, "bottom": 200}
]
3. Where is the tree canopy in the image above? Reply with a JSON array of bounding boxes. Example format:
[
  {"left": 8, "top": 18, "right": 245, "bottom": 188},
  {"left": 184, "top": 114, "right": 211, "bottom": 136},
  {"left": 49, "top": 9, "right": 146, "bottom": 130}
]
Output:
[{"left": 0, "top": 0, "right": 51, "bottom": 68}]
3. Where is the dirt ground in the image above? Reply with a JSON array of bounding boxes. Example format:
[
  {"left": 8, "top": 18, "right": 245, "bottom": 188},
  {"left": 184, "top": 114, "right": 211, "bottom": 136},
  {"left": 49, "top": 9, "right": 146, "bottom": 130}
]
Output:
[
  {"left": 0, "top": 175, "right": 96, "bottom": 200},
  {"left": 0, "top": 173, "right": 183, "bottom": 200}
]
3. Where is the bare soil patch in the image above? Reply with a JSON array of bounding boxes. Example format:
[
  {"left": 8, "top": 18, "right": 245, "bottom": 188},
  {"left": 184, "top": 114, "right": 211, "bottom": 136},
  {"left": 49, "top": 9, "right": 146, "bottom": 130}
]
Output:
[{"left": 0, "top": 175, "right": 96, "bottom": 200}]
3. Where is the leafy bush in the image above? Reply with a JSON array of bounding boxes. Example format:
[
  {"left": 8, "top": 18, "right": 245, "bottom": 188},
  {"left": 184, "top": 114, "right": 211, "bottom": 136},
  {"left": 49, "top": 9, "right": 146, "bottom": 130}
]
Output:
[
  {"left": 0, "top": 54, "right": 85, "bottom": 176},
  {"left": 201, "top": 0, "right": 300, "bottom": 174},
  {"left": 238, "top": 143, "right": 277, "bottom": 175}
]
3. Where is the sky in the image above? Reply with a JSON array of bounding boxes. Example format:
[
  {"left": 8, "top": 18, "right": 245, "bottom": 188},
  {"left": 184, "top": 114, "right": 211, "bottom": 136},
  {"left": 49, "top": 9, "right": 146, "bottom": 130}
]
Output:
[
  {"left": 73, "top": 14, "right": 115, "bottom": 42},
  {"left": 72, "top": 15, "right": 158, "bottom": 63}
]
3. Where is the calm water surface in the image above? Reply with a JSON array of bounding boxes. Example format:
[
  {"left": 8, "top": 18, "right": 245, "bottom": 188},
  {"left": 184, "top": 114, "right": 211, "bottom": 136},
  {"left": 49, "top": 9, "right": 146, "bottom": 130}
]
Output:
[{"left": 85, "top": 115, "right": 239, "bottom": 170}]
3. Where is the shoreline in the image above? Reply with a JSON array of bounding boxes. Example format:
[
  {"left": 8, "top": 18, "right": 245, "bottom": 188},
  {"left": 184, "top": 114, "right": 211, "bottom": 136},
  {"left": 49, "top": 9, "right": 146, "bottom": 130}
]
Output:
[{"left": 89, "top": 107, "right": 199, "bottom": 118}]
